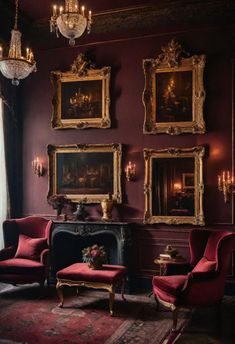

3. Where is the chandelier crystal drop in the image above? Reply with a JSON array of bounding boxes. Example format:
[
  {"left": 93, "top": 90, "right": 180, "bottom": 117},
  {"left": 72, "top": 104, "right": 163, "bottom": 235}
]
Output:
[
  {"left": 50, "top": 0, "right": 92, "bottom": 47},
  {"left": 0, "top": 0, "right": 36, "bottom": 86}
]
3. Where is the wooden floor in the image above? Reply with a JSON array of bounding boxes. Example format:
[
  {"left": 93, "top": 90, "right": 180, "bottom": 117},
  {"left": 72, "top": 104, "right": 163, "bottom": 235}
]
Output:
[{"left": 177, "top": 296, "right": 235, "bottom": 344}]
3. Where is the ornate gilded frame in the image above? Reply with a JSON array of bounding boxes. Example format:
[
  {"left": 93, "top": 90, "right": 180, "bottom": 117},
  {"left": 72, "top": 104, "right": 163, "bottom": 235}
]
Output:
[
  {"left": 51, "top": 54, "right": 111, "bottom": 129},
  {"left": 144, "top": 146, "right": 205, "bottom": 225},
  {"left": 143, "top": 39, "right": 206, "bottom": 135},
  {"left": 47, "top": 143, "right": 122, "bottom": 203}
]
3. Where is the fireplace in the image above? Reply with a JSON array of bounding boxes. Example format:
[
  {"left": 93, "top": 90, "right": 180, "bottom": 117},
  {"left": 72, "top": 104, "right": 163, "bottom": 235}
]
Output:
[{"left": 50, "top": 221, "right": 132, "bottom": 284}]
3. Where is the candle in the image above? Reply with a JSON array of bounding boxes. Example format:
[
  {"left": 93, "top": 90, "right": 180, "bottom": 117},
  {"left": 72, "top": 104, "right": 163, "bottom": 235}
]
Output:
[
  {"left": 53, "top": 5, "right": 57, "bottom": 16},
  {"left": 222, "top": 171, "right": 225, "bottom": 182},
  {"left": 0, "top": 46, "right": 2, "bottom": 58},
  {"left": 218, "top": 175, "right": 221, "bottom": 188},
  {"left": 81, "top": 6, "right": 85, "bottom": 16},
  {"left": 26, "top": 47, "right": 29, "bottom": 60},
  {"left": 89, "top": 10, "right": 92, "bottom": 20},
  {"left": 59, "top": 6, "right": 63, "bottom": 15}
]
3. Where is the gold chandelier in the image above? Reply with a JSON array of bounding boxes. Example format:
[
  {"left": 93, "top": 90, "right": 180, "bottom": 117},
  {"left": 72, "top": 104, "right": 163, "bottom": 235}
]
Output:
[
  {"left": 50, "top": 0, "right": 92, "bottom": 47},
  {"left": 0, "top": 0, "right": 36, "bottom": 86}
]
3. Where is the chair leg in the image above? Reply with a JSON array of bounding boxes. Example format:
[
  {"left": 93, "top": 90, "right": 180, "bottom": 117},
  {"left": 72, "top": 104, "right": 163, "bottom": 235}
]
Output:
[{"left": 171, "top": 305, "right": 178, "bottom": 331}]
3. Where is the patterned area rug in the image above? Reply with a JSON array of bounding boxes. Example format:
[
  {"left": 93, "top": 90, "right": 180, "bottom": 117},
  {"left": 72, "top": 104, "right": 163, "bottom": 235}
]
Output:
[{"left": 0, "top": 283, "right": 191, "bottom": 344}]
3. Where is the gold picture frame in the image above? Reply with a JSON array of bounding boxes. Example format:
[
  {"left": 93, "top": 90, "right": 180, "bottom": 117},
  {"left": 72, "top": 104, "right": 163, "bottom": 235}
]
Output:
[
  {"left": 182, "top": 173, "right": 195, "bottom": 190},
  {"left": 47, "top": 143, "right": 122, "bottom": 203},
  {"left": 51, "top": 54, "right": 111, "bottom": 129},
  {"left": 143, "top": 39, "right": 206, "bottom": 135},
  {"left": 144, "top": 146, "right": 205, "bottom": 225}
]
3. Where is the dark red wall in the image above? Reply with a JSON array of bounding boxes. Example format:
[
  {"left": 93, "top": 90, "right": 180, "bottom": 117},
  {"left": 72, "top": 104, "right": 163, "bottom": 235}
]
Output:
[{"left": 21, "top": 24, "right": 234, "bottom": 226}]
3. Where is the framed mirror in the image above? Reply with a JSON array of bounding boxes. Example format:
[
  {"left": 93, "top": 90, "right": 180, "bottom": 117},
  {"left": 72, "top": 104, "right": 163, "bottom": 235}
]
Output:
[{"left": 144, "top": 147, "right": 205, "bottom": 225}]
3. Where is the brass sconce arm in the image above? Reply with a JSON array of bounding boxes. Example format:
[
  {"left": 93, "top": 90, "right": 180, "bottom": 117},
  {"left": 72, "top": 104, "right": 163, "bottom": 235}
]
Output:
[{"left": 218, "top": 171, "right": 233, "bottom": 203}]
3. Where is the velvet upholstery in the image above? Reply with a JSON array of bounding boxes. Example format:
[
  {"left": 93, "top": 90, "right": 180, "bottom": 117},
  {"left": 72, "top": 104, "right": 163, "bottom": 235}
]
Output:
[
  {"left": 15, "top": 234, "right": 47, "bottom": 260},
  {"left": 0, "top": 216, "right": 52, "bottom": 287},
  {"left": 152, "top": 229, "right": 235, "bottom": 330},
  {"left": 57, "top": 263, "right": 127, "bottom": 284}
]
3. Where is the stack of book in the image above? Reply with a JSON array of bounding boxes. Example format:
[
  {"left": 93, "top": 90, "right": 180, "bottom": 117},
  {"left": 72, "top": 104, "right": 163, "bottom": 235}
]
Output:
[
  {"left": 159, "top": 245, "right": 184, "bottom": 261},
  {"left": 159, "top": 253, "right": 183, "bottom": 261}
]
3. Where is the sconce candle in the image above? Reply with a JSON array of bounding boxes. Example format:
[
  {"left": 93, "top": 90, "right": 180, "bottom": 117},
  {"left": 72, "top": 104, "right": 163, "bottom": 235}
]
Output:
[
  {"left": 32, "top": 157, "right": 44, "bottom": 177},
  {"left": 125, "top": 161, "right": 136, "bottom": 181},
  {"left": 218, "top": 170, "right": 233, "bottom": 203}
]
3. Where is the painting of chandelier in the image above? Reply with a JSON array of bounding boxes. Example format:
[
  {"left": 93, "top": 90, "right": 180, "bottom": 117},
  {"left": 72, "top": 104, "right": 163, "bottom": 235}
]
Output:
[
  {"left": 0, "top": 0, "right": 36, "bottom": 86},
  {"left": 68, "top": 88, "right": 97, "bottom": 118},
  {"left": 50, "top": 0, "right": 92, "bottom": 46}
]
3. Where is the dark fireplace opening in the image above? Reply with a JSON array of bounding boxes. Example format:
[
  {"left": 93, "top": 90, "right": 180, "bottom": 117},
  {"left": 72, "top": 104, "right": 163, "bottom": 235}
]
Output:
[{"left": 52, "top": 232, "right": 118, "bottom": 274}]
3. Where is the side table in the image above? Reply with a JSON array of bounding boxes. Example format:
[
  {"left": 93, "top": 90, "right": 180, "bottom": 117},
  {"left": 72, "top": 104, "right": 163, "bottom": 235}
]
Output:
[{"left": 154, "top": 257, "right": 187, "bottom": 276}]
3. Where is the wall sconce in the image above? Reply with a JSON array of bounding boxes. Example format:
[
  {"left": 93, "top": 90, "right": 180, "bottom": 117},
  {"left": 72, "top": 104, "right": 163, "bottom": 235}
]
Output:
[
  {"left": 218, "top": 170, "right": 233, "bottom": 203},
  {"left": 125, "top": 161, "right": 136, "bottom": 181},
  {"left": 173, "top": 182, "right": 182, "bottom": 194},
  {"left": 32, "top": 157, "right": 44, "bottom": 177}
]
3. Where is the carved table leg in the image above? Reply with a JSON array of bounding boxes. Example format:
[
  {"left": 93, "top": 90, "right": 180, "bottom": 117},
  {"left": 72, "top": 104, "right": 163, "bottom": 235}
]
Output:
[
  {"left": 56, "top": 281, "right": 64, "bottom": 308},
  {"left": 109, "top": 288, "right": 115, "bottom": 316},
  {"left": 171, "top": 305, "right": 178, "bottom": 332}
]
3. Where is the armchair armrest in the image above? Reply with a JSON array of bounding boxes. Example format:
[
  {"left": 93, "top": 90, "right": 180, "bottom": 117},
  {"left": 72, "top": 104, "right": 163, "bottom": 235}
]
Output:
[
  {"left": 182, "top": 270, "right": 219, "bottom": 292},
  {"left": 40, "top": 248, "right": 50, "bottom": 266},
  {"left": 188, "top": 270, "right": 218, "bottom": 280},
  {"left": 0, "top": 246, "right": 15, "bottom": 261}
]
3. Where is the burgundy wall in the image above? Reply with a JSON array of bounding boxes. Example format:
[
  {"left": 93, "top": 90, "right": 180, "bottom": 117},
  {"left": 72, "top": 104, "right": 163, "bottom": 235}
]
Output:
[
  {"left": 19, "top": 23, "right": 235, "bottom": 279},
  {"left": 21, "top": 24, "right": 234, "bottom": 225}
]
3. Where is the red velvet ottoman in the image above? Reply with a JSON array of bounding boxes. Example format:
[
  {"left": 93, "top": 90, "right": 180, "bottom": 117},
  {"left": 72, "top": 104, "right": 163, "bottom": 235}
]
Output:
[{"left": 56, "top": 263, "right": 127, "bottom": 315}]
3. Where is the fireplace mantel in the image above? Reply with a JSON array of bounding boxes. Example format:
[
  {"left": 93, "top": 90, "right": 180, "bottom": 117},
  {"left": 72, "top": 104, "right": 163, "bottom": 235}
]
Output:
[{"left": 50, "top": 221, "right": 132, "bottom": 283}]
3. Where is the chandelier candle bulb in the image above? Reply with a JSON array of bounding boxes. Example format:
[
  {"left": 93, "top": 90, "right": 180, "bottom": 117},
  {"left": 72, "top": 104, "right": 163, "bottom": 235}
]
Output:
[
  {"left": 53, "top": 5, "right": 57, "bottom": 16},
  {"left": 81, "top": 6, "right": 85, "bottom": 16}
]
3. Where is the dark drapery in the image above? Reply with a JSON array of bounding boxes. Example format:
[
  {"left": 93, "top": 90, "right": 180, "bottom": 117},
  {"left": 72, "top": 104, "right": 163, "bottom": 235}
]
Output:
[{"left": 0, "top": 78, "right": 22, "bottom": 218}]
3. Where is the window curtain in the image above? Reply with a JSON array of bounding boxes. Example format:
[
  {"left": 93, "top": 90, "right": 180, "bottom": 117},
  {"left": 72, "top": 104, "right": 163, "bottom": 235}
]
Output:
[{"left": 0, "top": 97, "right": 8, "bottom": 248}]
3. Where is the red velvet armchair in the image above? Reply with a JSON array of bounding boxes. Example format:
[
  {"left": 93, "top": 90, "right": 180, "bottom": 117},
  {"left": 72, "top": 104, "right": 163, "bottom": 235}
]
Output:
[
  {"left": 152, "top": 229, "right": 235, "bottom": 331},
  {"left": 0, "top": 216, "right": 53, "bottom": 288}
]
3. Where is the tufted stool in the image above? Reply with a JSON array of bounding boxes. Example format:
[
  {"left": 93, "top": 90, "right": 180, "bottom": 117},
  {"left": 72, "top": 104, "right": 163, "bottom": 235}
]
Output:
[{"left": 56, "top": 263, "right": 127, "bottom": 315}]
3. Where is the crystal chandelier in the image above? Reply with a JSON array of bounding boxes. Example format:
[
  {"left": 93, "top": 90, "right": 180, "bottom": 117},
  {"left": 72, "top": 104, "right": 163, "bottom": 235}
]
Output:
[
  {"left": 0, "top": 0, "right": 36, "bottom": 86},
  {"left": 50, "top": 0, "right": 92, "bottom": 47}
]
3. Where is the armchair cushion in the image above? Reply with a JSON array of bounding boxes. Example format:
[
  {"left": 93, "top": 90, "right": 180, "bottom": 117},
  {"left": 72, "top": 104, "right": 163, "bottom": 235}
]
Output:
[
  {"left": 0, "top": 258, "right": 45, "bottom": 274},
  {"left": 15, "top": 234, "right": 47, "bottom": 261},
  {"left": 192, "top": 257, "right": 216, "bottom": 273},
  {"left": 152, "top": 275, "right": 187, "bottom": 296}
]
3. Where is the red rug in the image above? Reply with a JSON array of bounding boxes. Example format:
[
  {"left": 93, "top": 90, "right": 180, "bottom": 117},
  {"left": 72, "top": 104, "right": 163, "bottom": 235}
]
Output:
[{"left": 0, "top": 284, "right": 191, "bottom": 344}]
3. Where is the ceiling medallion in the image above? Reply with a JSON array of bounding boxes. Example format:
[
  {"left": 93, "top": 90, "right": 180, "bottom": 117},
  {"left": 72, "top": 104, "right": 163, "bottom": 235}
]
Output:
[
  {"left": 0, "top": 0, "right": 36, "bottom": 86},
  {"left": 50, "top": 0, "right": 92, "bottom": 47}
]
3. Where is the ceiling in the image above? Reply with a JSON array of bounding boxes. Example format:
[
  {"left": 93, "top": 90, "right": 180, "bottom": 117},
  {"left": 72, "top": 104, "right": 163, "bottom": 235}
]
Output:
[{"left": 0, "top": 1, "right": 234, "bottom": 50}]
